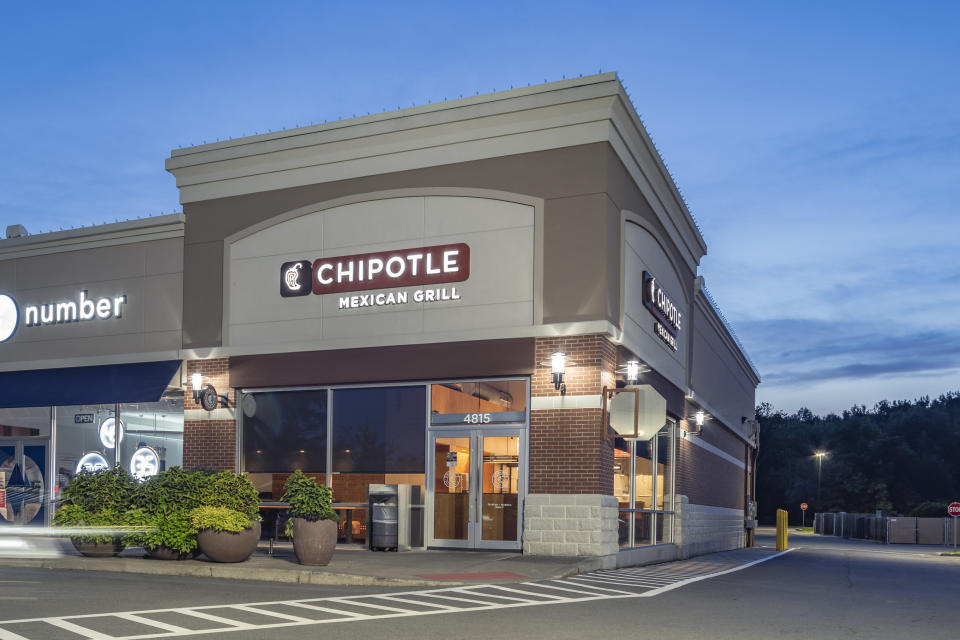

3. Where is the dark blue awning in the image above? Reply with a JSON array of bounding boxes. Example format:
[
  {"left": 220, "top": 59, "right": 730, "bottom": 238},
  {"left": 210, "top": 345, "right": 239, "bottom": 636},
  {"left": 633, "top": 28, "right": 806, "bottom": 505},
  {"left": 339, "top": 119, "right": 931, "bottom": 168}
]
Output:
[{"left": 0, "top": 360, "right": 181, "bottom": 408}]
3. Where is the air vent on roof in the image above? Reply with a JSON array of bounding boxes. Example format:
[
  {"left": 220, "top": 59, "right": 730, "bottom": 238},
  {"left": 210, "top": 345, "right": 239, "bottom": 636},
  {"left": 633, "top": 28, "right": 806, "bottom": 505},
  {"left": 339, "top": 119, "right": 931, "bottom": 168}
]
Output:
[{"left": 5, "top": 224, "right": 28, "bottom": 239}]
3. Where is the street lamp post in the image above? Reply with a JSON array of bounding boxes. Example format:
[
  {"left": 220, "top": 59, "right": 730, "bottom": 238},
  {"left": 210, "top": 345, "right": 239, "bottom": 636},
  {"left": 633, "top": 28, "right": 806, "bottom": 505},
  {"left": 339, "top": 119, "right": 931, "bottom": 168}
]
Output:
[{"left": 814, "top": 451, "right": 827, "bottom": 508}]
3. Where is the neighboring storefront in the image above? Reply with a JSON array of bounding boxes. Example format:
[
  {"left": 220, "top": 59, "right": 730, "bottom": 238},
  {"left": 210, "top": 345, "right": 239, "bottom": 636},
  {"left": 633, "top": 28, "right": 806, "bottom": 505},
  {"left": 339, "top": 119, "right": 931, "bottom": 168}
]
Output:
[
  {"left": 0, "top": 216, "right": 185, "bottom": 525},
  {"left": 0, "top": 74, "right": 760, "bottom": 563}
]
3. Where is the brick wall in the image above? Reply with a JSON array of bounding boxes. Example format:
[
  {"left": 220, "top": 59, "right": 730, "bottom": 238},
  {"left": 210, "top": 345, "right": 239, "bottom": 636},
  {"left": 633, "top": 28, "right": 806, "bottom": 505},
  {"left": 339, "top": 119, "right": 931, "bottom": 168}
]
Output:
[
  {"left": 529, "top": 335, "right": 617, "bottom": 495},
  {"left": 182, "top": 419, "right": 236, "bottom": 471},
  {"left": 532, "top": 335, "right": 617, "bottom": 397},
  {"left": 184, "top": 357, "right": 237, "bottom": 471}
]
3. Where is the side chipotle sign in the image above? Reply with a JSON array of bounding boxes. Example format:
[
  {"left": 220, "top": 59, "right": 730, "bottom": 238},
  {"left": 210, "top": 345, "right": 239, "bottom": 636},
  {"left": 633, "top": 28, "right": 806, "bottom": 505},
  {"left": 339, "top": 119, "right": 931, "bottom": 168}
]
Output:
[
  {"left": 642, "top": 271, "right": 682, "bottom": 351},
  {"left": 281, "top": 243, "right": 470, "bottom": 298}
]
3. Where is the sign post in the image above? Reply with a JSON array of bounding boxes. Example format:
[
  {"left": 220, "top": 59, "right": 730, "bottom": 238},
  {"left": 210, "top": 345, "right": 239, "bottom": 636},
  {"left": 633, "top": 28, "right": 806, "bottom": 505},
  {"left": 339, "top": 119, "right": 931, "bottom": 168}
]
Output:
[
  {"left": 948, "top": 502, "right": 960, "bottom": 551},
  {"left": 801, "top": 502, "right": 808, "bottom": 529}
]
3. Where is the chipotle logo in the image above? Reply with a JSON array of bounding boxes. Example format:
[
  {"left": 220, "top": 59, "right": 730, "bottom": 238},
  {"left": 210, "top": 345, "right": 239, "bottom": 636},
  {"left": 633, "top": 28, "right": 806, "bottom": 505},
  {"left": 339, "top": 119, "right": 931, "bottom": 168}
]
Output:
[{"left": 281, "top": 243, "right": 470, "bottom": 297}]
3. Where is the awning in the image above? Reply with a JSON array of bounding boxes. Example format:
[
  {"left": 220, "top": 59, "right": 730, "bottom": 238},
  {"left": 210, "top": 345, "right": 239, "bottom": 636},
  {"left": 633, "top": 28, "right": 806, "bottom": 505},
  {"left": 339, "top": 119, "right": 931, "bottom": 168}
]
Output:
[{"left": 0, "top": 360, "right": 181, "bottom": 408}]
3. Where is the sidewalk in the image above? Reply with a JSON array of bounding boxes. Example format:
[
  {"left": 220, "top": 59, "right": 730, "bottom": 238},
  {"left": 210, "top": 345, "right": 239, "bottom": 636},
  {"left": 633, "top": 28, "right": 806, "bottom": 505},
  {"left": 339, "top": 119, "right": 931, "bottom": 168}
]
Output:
[{"left": 0, "top": 540, "right": 591, "bottom": 586}]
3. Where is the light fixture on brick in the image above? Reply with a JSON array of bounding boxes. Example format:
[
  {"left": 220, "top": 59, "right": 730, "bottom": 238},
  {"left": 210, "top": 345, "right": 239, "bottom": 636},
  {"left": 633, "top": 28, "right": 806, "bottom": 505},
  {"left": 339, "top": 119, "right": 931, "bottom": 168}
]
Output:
[
  {"left": 191, "top": 371, "right": 228, "bottom": 411},
  {"left": 551, "top": 351, "right": 566, "bottom": 395}
]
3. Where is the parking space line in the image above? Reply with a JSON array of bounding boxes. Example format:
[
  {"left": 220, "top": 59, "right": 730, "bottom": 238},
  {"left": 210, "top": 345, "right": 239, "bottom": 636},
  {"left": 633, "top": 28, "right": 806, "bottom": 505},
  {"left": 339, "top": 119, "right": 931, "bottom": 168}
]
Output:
[
  {"left": 282, "top": 601, "right": 370, "bottom": 618},
  {"left": 0, "top": 627, "right": 31, "bottom": 640},
  {"left": 174, "top": 609, "right": 254, "bottom": 629},
  {"left": 548, "top": 579, "right": 634, "bottom": 594},
  {"left": 46, "top": 618, "right": 114, "bottom": 639},
  {"left": 481, "top": 585, "right": 568, "bottom": 600},
  {"left": 327, "top": 598, "right": 417, "bottom": 614},
  {"left": 114, "top": 614, "right": 189, "bottom": 635},
  {"left": 454, "top": 587, "right": 539, "bottom": 603},
  {"left": 230, "top": 605, "right": 314, "bottom": 623}
]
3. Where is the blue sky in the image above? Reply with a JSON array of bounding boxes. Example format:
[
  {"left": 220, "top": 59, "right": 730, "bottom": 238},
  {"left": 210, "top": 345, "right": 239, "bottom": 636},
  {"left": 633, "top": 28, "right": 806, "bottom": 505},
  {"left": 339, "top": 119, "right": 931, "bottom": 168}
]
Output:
[{"left": 1, "top": 1, "right": 957, "bottom": 415}]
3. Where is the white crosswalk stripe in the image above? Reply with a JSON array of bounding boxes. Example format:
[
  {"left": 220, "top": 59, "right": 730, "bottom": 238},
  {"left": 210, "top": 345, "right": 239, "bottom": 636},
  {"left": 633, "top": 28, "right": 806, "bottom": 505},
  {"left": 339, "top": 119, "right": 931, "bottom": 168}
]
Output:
[{"left": 0, "top": 550, "right": 790, "bottom": 639}]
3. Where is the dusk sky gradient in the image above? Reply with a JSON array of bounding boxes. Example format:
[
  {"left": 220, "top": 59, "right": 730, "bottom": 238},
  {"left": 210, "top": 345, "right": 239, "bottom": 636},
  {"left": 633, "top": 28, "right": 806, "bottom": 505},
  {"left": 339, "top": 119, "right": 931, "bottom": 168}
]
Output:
[{"left": 1, "top": 1, "right": 957, "bottom": 415}]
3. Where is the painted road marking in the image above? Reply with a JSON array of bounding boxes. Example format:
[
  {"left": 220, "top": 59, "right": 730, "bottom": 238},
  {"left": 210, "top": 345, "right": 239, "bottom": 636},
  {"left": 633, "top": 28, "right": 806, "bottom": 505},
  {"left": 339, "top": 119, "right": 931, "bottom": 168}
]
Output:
[{"left": 0, "top": 550, "right": 792, "bottom": 640}]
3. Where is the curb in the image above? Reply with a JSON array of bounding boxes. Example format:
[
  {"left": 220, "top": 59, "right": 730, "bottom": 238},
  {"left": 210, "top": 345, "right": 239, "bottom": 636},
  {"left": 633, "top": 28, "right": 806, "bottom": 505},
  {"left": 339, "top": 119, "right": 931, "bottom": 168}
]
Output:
[{"left": 0, "top": 556, "right": 463, "bottom": 587}]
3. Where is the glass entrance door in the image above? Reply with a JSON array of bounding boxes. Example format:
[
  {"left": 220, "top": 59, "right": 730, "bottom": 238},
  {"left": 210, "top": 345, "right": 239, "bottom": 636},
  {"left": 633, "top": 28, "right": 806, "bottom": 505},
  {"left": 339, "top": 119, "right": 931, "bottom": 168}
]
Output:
[{"left": 428, "top": 429, "right": 524, "bottom": 550}]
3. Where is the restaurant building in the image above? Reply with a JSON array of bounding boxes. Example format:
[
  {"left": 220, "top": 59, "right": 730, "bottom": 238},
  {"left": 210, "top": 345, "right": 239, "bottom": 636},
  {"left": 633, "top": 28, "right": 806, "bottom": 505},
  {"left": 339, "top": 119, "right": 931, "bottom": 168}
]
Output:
[{"left": 1, "top": 74, "right": 759, "bottom": 564}]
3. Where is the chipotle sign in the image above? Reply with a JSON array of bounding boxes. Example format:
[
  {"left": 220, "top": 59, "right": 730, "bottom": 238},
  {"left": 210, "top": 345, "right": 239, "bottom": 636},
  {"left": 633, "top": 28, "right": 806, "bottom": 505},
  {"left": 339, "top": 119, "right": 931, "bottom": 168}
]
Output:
[{"left": 281, "top": 243, "right": 470, "bottom": 297}]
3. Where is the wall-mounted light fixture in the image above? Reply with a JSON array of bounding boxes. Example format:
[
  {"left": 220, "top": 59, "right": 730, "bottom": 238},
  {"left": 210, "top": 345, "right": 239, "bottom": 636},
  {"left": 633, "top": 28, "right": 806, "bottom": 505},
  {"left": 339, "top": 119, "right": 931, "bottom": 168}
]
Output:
[
  {"left": 682, "top": 407, "right": 707, "bottom": 436},
  {"left": 191, "top": 372, "right": 228, "bottom": 411},
  {"left": 191, "top": 373, "right": 203, "bottom": 403},
  {"left": 551, "top": 351, "right": 566, "bottom": 396},
  {"left": 626, "top": 360, "right": 640, "bottom": 384}
]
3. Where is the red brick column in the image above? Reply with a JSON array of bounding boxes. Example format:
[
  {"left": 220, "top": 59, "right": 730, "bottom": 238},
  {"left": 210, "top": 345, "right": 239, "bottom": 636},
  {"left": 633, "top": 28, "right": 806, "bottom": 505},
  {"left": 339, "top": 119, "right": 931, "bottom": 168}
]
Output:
[
  {"left": 529, "top": 335, "right": 618, "bottom": 495},
  {"left": 183, "top": 358, "right": 237, "bottom": 472}
]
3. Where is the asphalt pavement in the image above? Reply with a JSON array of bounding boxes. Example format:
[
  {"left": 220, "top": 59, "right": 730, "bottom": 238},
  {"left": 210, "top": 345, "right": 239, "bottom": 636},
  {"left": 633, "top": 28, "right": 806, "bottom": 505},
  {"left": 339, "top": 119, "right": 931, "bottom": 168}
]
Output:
[{"left": 0, "top": 532, "right": 957, "bottom": 639}]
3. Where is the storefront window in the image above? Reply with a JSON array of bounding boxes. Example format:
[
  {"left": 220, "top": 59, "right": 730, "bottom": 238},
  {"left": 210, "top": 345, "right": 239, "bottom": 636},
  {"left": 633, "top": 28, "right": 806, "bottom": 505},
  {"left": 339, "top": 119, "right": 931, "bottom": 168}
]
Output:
[
  {"left": 241, "top": 390, "right": 328, "bottom": 500},
  {"left": 331, "top": 386, "right": 426, "bottom": 545},
  {"left": 613, "top": 438, "right": 631, "bottom": 546},
  {"left": 430, "top": 379, "right": 526, "bottom": 425},
  {"left": 656, "top": 421, "right": 676, "bottom": 543},
  {"left": 55, "top": 397, "right": 183, "bottom": 489},
  {"left": 616, "top": 419, "right": 677, "bottom": 548},
  {"left": 0, "top": 407, "right": 51, "bottom": 526}
]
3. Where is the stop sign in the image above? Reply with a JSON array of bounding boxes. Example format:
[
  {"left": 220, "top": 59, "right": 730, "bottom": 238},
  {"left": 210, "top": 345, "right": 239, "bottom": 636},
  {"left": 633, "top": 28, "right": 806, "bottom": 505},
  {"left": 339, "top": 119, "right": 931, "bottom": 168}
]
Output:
[
  {"left": 801, "top": 502, "right": 808, "bottom": 511},
  {"left": 948, "top": 502, "right": 960, "bottom": 517}
]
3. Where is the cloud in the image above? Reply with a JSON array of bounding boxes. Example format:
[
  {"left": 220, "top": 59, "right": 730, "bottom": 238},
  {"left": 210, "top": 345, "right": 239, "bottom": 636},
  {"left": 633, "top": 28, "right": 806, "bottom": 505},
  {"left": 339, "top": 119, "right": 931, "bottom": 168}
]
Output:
[{"left": 739, "top": 318, "right": 960, "bottom": 386}]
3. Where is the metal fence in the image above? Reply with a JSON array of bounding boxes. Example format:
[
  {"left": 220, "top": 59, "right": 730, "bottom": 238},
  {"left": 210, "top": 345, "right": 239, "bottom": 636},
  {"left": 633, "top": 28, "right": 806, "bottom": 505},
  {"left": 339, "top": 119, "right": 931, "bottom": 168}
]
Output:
[{"left": 815, "top": 512, "right": 958, "bottom": 545}]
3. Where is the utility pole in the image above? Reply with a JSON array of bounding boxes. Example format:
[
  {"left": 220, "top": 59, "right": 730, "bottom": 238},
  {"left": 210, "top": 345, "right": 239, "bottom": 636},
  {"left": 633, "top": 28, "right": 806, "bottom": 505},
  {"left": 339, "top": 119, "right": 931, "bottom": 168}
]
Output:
[{"left": 815, "top": 451, "right": 827, "bottom": 508}]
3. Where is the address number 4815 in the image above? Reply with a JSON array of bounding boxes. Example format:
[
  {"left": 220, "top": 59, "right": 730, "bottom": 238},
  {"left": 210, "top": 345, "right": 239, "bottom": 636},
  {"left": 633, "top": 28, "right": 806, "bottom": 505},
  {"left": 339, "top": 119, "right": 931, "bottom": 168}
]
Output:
[{"left": 463, "top": 413, "right": 492, "bottom": 424}]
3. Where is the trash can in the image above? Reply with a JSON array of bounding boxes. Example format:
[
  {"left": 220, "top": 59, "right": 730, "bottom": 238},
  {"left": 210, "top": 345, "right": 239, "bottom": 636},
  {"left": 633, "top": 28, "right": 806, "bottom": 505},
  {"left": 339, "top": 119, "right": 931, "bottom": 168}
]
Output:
[{"left": 368, "top": 484, "right": 399, "bottom": 551}]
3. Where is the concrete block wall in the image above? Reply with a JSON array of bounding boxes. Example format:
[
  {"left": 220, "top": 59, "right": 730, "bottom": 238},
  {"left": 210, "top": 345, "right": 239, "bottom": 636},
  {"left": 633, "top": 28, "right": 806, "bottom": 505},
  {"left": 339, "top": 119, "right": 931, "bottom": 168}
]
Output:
[
  {"left": 522, "top": 493, "right": 619, "bottom": 557},
  {"left": 674, "top": 495, "right": 746, "bottom": 558}
]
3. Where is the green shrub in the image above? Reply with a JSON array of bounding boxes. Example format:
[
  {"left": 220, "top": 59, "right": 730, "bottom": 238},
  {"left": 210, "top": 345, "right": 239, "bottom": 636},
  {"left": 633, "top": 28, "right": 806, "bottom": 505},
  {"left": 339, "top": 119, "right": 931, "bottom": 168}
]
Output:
[
  {"left": 53, "top": 467, "right": 138, "bottom": 543},
  {"left": 126, "top": 467, "right": 212, "bottom": 552},
  {"left": 199, "top": 471, "right": 261, "bottom": 521},
  {"left": 53, "top": 505, "right": 126, "bottom": 543},
  {"left": 132, "top": 467, "right": 210, "bottom": 514},
  {"left": 59, "top": 467, "right": 137, "bottom": 513},
  {"left": 190, "top": 506, "right": 253, "bottom": 533},
  {"left": 281, "top": 470, "right": 338, "bottom": 522},
  {"left": 125, "top": 508, "right": 197, "bottom": 553}
]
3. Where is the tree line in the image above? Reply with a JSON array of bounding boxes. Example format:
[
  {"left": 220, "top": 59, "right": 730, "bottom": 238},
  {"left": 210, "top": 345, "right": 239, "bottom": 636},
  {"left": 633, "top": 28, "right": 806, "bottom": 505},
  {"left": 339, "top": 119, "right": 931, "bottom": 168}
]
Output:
[{"left": 755, "top": 392, "right": 960, "bottom": 524}]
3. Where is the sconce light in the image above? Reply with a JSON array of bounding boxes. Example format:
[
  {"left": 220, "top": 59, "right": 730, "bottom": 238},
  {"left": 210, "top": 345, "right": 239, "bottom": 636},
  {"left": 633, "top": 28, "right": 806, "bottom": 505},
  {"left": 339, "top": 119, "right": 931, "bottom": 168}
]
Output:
[
  {"left": 695, "top": 410, "right": 705, "bottom": 428},
  {"left": 191, "top": 373, "right": 228, "bottom": 410},
  {"left": 190, "top": 373, "right": 203, "bottom": 403},
  {"left": 626, "top": 360, "right": 640, "bottom": 384},
  {"left": 551, "top": 351, "right": 566, "bottom": 396}
]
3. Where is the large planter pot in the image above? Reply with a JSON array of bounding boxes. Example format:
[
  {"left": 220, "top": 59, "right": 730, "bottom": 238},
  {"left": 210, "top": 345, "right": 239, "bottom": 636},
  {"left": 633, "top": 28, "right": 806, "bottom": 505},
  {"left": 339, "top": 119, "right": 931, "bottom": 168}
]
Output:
[
  {"left": 72, "top": 538, "right": 124, "bottom": 557},
  {"left": 145, "top": 545, "right": 201, "bottom": 561},
  {"left": 197, "top": 521, "right": 261, "bottom": 563},
  {"left": 292, "top": 518, "right": 337, "bottom": 566}
]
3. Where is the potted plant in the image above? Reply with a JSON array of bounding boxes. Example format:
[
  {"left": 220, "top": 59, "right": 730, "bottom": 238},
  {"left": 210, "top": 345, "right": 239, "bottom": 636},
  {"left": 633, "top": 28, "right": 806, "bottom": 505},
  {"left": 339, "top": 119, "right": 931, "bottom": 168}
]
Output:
[
  {"left": 191, "top": 470, "right": 262, "bottom": 563},
  {"left": 129, "top": 467, "right": 208, "bottom": 560},
  {"left": 53, "top": 467, "right": 137, "bottom": 557},
  {"left": 281, "top": 470, "right": 338, "bottom": 565}
]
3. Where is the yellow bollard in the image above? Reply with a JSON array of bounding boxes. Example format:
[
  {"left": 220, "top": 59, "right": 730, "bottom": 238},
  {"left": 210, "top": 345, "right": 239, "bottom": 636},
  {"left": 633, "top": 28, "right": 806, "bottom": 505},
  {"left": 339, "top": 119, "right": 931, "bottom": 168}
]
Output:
[{"left": 776, "top": 508, "right": 789, "bottom": 551}]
